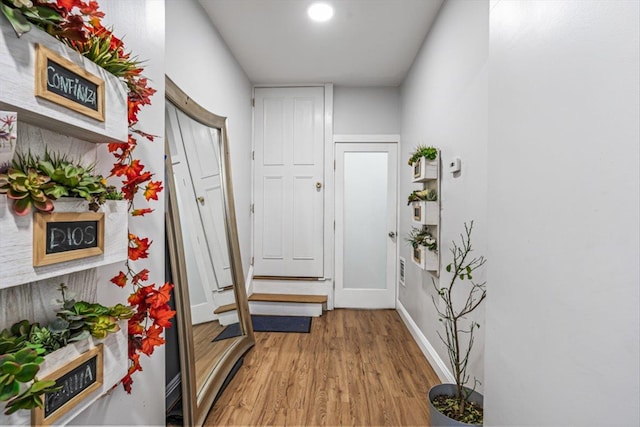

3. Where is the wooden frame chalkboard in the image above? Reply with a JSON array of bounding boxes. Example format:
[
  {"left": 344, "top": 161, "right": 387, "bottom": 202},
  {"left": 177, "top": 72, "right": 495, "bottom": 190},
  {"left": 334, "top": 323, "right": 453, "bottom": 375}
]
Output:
[
  {"left": 34, "top": 44, "right": 105, "bottom": 122},
  {"left": 31, "top": 344, "right": 104, "bottom": 426},
  {"left": 33, "top": 211, "right": 105, "bottom": 267}
]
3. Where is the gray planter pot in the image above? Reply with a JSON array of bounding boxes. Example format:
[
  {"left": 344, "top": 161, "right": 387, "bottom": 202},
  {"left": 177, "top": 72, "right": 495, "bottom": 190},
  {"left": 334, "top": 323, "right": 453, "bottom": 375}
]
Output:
[{"left": 428, "top": 383, "right": 484, "bottom": 427}]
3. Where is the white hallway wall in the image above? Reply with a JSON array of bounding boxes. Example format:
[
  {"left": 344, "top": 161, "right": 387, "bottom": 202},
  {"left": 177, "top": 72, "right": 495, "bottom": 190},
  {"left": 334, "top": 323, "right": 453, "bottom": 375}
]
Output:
[
  {"left": 71, "top": 1, "right": 167, "bottom": 425},
  {"left": 165, "top": 0, "right": 253, "bottom": 274},
  {"left": 484, "top": 1, "right": 640, "bottom": 425},
  {"left": 334, "top": 86, "right": 400, "bottom": 135},
  {"left": 401, "top": 0, "right": 639, "bottom": 424},
  {"left": 399, "top": 0, "right": 489, "bottom": 388}
]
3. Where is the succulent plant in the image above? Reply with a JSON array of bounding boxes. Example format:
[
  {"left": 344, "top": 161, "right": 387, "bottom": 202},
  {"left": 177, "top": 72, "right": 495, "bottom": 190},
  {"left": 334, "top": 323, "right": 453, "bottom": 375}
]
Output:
[
  {"left": 0, "top": 322, "right": 58, "bottom": 415},
  {"left": 37, "top": 154, "right": 107, "bottom": 208},
  {"left": 425, "top": 188, "right": 438, "bottom": 201},
  {"left": 109, "top": 303, "right": 135, "bottom": 320},
  {"left": 29, "top": 325, "right": 65, "bottom": 354},
  {"left": 0, "top": 348, "right": 44, "bottom": 398},
  {"left": 406, "top": 226, "right": 438, "bottom": 252},
  {"left": 408, "top": 189, "right": 429, "bottom": 205},
  {"left": 0, "top": 285, "right": 133, "bottom": 415},
  {"left": 86, "top": 315, "right": 120, "bottom": 339},
  {"left": 408, "top": 145, "right": 438, "bottom": 165},
  {"left": 0, "top": 150, "right": 110, "bottom": 216},
  {"left": 0, "top": 167, "right": 57, "bottom": 215}
]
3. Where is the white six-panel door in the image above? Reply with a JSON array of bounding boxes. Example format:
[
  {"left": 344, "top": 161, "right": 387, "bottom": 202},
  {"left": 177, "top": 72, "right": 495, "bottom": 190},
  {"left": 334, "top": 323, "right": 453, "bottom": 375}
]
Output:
[
  {"left": 176, "top": 110, "right": 233, "bottom": 290},
  {"left": 253, "top": 87, "right": 325, "bottom": 277},
  {"left": 334, "top": 142, "right": 398, "bottom": 308},
  {"left": 166, "top": 104, "right": 217, "bottom": 324}
]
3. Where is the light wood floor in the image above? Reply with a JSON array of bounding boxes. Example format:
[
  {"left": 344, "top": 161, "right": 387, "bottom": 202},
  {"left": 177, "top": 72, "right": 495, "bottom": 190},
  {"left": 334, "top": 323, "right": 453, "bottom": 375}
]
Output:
[{"left": 203, "top": 309, "right": 441, "bottom": 426}]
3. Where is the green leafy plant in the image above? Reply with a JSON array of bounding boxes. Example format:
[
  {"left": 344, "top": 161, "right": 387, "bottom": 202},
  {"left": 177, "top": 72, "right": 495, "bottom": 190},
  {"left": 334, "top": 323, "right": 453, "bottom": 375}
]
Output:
[
  {"left": 407, "top": 189, "right": 438, "bottom": 205},
  {"left": 55, "top": 284, "right": 133, "bottom": 340},
  {"left": 33, "top": 151, "right": 107, "bottom": 210},
  {"left": 0, "top": 321, "right": 58, "bottom": 415},
  {"left": 430, "top": 221, "right": 486, "bottom": 424},
  {"left": 408, "top": 144, "right": 438, "bottom": 165},
  {"left": 0, "top": 151, "right": 110, "bottom": 215},
  {"left": 406, "top": 226, "right": 437, "bottom": 252},
  {"left": 0, "top": 0, "right": 63, "bottom": 37},
  {"left": 0, "top": 347, "right": 59, "bottom": 415},
  {"left": 0, "top": 284, "right": 135, "bottom": 415}
]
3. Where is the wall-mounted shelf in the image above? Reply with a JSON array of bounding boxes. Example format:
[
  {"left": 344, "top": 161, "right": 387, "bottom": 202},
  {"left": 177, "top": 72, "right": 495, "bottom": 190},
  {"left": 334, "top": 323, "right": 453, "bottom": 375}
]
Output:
[
  {"left": 0, "top": 24, "right": 128, "bottom": 144},
  {"left": 411, "top": 200, "right": 439, "bottom": 226},
  {"left": 0, "top": 320, "right": 127, "bottom": 426},
  {"left": 412, "top": 155, "right": 439, "bottom": 182},
  {"left": 0, "top": 199, "right": 128, "bottom": 290},
  {"left": 408, "top": 148, "right": 441, "bottom": 274},
  {"left": 411, "top": 244, "right": 439, "bottom": 271}
]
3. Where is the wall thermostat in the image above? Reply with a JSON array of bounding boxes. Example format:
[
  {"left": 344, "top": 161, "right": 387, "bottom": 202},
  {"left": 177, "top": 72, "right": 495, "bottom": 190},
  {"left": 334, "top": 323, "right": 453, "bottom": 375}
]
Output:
[{"left": 449, "top": 157, "right": 461, "bottom": 173}]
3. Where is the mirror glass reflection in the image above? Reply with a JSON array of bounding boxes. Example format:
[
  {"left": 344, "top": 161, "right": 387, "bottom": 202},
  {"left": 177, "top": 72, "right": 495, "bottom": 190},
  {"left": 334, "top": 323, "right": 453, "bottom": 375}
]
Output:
[{"left": 165, "top": 77, "right": 253, "bottom": 426}]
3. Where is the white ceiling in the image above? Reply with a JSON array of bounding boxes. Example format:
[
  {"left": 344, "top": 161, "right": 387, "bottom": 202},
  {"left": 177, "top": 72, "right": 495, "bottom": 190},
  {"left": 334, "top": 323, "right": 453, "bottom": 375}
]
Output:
[{"left": 198, "top": 0, "right": 444, "bottom": 86}]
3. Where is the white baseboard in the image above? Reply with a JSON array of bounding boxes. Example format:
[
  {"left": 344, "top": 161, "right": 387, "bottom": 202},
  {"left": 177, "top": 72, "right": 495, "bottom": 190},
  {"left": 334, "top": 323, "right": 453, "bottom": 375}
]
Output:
[
  {"left": 396, "top": 301, "right": 455, "bottom": 383},
  {"left": 249, "top": 301, "right": 323, "bottom": 317}
]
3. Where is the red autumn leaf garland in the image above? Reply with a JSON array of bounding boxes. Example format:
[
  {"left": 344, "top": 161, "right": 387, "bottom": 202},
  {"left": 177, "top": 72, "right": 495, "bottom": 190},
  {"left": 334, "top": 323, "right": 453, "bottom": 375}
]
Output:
[{"left": 6, "top": 0, "right": 177, "bottom": 394}]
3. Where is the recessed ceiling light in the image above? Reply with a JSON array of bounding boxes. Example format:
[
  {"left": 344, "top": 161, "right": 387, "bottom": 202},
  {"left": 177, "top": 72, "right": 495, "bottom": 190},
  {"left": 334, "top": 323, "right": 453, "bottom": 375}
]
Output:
[{"left": 308, "top": 2, "right": 334, "bottom": 22}]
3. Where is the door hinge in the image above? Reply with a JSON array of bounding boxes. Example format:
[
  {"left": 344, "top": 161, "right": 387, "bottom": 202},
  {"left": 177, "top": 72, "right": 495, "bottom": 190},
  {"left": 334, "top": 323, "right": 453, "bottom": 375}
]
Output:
[
  {"left": 334, "top": 159, "right": 336, "bottom": 170},
  {"left": 333, "top": 220, "right": 335, "bottom": 231},
  {"left": 252, "top": 150, "right": 255, "bottom": 160},
  {"left": 252, "top": 98, "right": 255, "bottom": 107},
  {"left": 251, "top": 257, "right": 254, "bottom": 265},
  {"left": 250, "top": 203, "right": 254, "bottom": 214}
]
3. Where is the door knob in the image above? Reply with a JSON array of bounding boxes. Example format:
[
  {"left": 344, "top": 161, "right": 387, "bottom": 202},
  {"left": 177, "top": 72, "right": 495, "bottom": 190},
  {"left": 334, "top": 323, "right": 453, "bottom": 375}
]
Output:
[
  {"left": 316, "top": 182, "right": 322, "bottom": 190},
  {"left": 388, "top": 231, "right": 396, "bottom": 238},
  {"left": 197, "top": 196, "right": 205, "bottom": 205}
]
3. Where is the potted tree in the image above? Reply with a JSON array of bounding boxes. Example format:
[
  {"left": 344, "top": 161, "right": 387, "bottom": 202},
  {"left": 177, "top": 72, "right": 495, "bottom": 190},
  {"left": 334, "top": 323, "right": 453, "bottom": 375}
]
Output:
[{"left": 429, "top": 221, "right": 486, "bottom": 426}]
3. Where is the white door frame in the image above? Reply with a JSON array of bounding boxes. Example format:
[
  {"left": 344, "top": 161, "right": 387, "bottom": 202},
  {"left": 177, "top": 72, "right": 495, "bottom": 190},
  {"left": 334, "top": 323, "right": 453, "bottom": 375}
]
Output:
[
  {"left": 333, "top": 135, "right": 400, "bottom": 309},
  {"left": 250, "top": 84, "right": 335, "bottom": 308}
]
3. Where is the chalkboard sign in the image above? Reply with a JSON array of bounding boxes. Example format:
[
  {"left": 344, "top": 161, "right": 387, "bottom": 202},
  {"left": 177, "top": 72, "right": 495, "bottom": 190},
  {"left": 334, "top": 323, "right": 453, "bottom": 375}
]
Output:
[
  {"left": 33, "top": 211, "right": 104, "bottom": 267},
  {"left": 32, "top": 345, "right": 103, "bottom": 426},
  {"left": 45, "top": 58, "right": 99, "bottom": 111},
  {"left": 45, "top": 220, "right": 100, "bottom": 254},
  {"left": 35, "top": 44, "right": 105, "bottom": 122}
]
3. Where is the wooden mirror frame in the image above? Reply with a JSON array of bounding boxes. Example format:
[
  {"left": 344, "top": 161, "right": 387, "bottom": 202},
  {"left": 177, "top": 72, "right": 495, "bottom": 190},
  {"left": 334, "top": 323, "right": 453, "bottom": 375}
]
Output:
[{"left": 165, "top": 76, "right": 254, "bottom": 426}]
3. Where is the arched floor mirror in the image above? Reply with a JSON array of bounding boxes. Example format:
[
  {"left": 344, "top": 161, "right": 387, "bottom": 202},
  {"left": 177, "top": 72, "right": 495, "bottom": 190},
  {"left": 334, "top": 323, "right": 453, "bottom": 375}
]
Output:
[{"left": 165, "top": 76, "right": 254, "bottom": 426}]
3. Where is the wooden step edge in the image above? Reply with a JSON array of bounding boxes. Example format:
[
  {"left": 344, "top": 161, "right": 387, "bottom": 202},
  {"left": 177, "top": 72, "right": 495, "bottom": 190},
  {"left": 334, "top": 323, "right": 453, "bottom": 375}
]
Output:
[
  {"left": 248, "top": 293, "right": 328, "bottom": 304},
  {"left": 253, "top": 276, "right": 321, "bottom": 281},
  {"left": 214, "top": 303, "right": 236, "bottom": 314}
]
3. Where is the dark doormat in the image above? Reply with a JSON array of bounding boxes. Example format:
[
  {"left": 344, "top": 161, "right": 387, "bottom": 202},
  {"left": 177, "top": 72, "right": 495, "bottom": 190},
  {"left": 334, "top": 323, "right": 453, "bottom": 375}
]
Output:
[{"left": 213, "top": 315, "right": 312, "bottom": 342}]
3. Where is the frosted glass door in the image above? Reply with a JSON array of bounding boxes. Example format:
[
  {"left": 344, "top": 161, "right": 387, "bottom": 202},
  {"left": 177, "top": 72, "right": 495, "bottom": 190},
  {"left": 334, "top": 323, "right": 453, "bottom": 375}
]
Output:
[
  {"left": 344, "top": 152, "right": 388, "bottom": 289},
  {"left": 335, "top": 142, "right": 397, "bottom": 308}
]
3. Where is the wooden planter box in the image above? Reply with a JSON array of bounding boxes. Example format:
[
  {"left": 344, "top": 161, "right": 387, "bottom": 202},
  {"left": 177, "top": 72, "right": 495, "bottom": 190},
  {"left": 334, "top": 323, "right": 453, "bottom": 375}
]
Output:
[
  {"left": 0, "top": 320, "right": 127, "bottom": 426},
  {"left": 412, "top": 245, "right": 439, "bottom": 271},
  {"left": 411, "top": 201, "right": 439, "bottom": 226},
  {"left": 412, "top": 155, "right": 439, "bottom": 182},
  {"left": 0, "top": 24, "right": 127, "bottom": 144},
  {"left": 0, "top": 198, "right": 128, "bottom": 290}
]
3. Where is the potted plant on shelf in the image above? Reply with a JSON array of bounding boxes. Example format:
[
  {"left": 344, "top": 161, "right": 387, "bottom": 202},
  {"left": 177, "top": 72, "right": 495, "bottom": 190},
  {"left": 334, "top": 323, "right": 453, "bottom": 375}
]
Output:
[
  {"left": 406, "top": 226, "right": 438, "bottom": 270},
  {"left": 429, "top": 221, "right": 486, "bottom": 426},
  {"left": 407, "top": 188, "right": 437, "bottom": 204},
  {"left": 409, "top": 145, "right": 439, "bottom": 181},
  {"left": 0, "top": 150, "right": 122, "bottom": 216},
  {"left": 0, "top": 284, "right": 133, "bottom": 415},
  {"left": 408, "top": 145, "right": 438, "bottom": 166}
]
